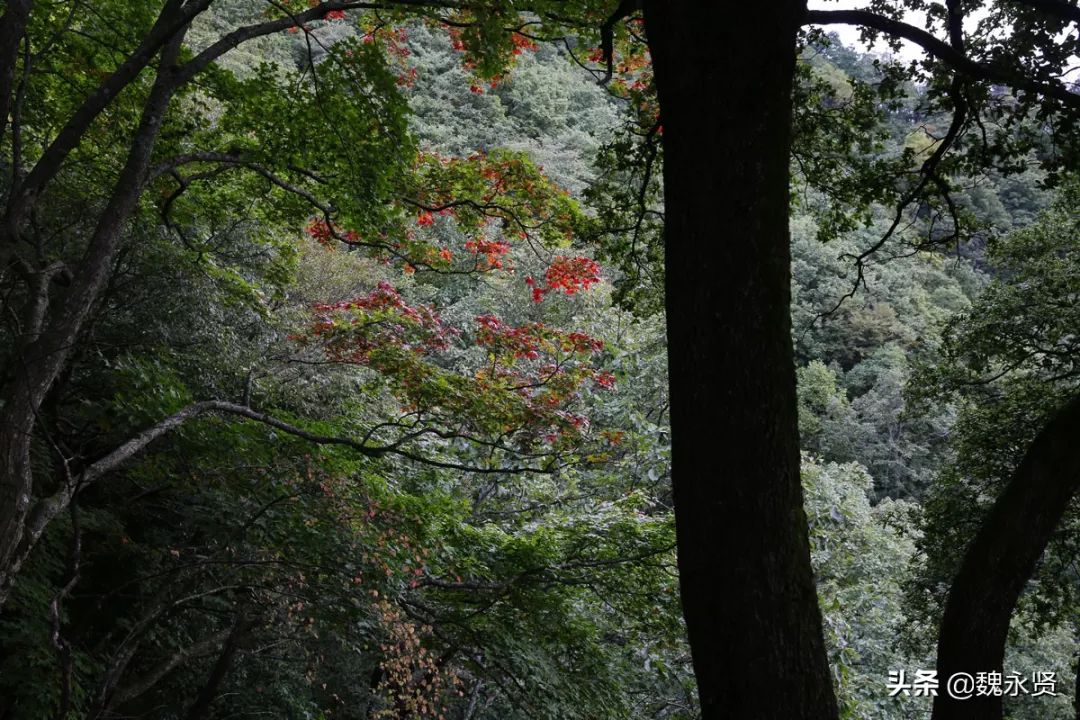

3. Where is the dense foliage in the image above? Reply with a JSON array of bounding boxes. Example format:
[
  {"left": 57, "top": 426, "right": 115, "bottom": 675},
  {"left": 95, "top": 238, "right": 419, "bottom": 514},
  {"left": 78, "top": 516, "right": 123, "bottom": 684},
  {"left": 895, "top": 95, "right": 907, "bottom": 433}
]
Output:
[{"left": 1, "top": 1, "right": 1079, "bottom": 718}]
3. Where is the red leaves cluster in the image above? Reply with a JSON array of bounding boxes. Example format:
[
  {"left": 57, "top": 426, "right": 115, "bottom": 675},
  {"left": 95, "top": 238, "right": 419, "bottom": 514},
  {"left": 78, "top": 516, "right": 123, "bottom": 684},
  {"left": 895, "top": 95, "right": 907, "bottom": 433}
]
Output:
[
  {"left": 305, "top": 218, "right": 359, "bottom": 248},
  {"left": 595, "top": 371, "right": 616, "bottom": 389},
  {"left": 307, "top": 282, "right": 454, "bottom": 363},
  {"left": 525, "top": 256, "right": 602, "bottom": 302},
  {"left": 510, "top": 32, "right": 539, "bottom": 56},
  {"left": 476, "top": 315, "right": 539, "bottom": 360},
  {"left": 448, "top": 26, "right": 535, "bottom": 93},
  {"left": 543, "top": 255, "right": 602, "bottom": 295},
  {"left": 406, "top": 149, "right": 584, "bottom": 278},
  {"left": 470, "top": 315, "right": 612, "bottom": 443},
  {"left": 397, "top": 67, "right": 419, "bottom": 87},
  {"left": 475, "top": 315, "right": 603, "bottom": 358},
  {"left": 282, "top": 2, "right": 348, "bottom": 32},
  {"left": 295, "top": 281, "right": 616, "bottom": 449},
  {"left": 360, "top": 26, "right": 410, "bottom": 56},
  {"left": 306, "top": 218, "right": 335, "bottom": 245},
  {"left": 463, "top": 238, "right": 510, "bottom": 269}
]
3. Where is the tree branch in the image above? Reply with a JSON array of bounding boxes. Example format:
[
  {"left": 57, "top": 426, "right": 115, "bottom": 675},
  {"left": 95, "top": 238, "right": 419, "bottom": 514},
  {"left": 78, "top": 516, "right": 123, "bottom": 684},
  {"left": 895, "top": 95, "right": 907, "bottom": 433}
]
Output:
[
  {"left": 107, "top": 627, "right": 234, "bottom": 711},
  {"left": 3, "top": 0, "right": 210, "bottom": 231},
  {"left": 598, "top": 0, "right": 640, "bottom": 85},
  {"left": 82, "top": 400, "right": 554, "bottom": 489},
  {"left": 805, "top": 9, "right": 1080, "bottom": 110},
  {"left": 174, "top": 0, "right": 459, "bottom": 85},
  {"left": 932, "top": 394, "right": 1080, "bottom": 719}
]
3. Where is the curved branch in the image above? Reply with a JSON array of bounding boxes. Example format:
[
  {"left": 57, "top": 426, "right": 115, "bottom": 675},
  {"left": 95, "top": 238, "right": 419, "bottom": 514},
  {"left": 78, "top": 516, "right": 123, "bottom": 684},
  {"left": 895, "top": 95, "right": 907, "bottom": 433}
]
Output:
[
  {"left": 83, "top": 400, "right": 554, "bottom": 486},
  {"left": 0, "top": 396, "right": 558, "bottom": 603},
  {"left": 806, "top": 9, "right": 973, "bottom": 67},
  {"left": 175, "top": 0, "right": 459, "bottom": 85},
  {"left": 107, "top": 627, "right": 233, "bottom": 711},
  {"left": 4, "top": 0, "right": 209, "bottom": 228},
  {"left": 4, "top": 0, "right": 461, "bottom": 240},
  {"left": 931, "top": 394, "right": 1080, "bottom": 719},
  {"left": 598, "top": 0, "right": 640, "bottom": 85},
  {"left": 805, "top": 9, "right": 1080, "bottom": 110}
]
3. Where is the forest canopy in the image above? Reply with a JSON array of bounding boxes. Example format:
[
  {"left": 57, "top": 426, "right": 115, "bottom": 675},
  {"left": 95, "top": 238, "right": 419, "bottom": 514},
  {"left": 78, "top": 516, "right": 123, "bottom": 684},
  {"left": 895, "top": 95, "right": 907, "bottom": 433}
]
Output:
[{"left": 0, "top": 1, "right": 1079, "bottom": 719}]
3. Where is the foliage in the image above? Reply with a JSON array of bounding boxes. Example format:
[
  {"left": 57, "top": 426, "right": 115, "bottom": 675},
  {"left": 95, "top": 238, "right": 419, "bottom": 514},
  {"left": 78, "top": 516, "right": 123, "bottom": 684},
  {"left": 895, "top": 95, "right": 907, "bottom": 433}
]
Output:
[
  {"left": 908, "top": 182, "right": 1080, "bottom": 651},
  {"left": 3, "top": 1, "right": 1080, "bottom": 718}
]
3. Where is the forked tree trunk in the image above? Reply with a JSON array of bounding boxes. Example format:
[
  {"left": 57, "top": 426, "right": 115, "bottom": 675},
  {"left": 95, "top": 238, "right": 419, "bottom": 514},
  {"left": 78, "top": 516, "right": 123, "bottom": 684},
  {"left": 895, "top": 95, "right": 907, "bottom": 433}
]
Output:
[
  {"left": 0, "top": 27, "right": 186, "bottom": 609},
  {"left": 644, "top": 2, "right": 838, "bottom": 718}
]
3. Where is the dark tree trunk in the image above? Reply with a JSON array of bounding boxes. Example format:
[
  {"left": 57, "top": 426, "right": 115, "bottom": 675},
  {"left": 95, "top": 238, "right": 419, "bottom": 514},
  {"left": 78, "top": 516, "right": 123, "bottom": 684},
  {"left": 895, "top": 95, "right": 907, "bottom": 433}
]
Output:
[
  {"left": 185, "top": 615, "right": 251, "bottom": 720},
  {"left": 1074, "top": 640, "right": 1079, "bottom": 720},
  {"left": 0, "top": 0, "right": 33, "bottom": 144},
  {"left": 932, "top": 395, "right": 1080, "bottom": 720},
  {"left": 643, "top": 3, "right": 838, "bottom": 719},
  {"left": 0, "top": 27, "right": 186, "bottom": 608}
]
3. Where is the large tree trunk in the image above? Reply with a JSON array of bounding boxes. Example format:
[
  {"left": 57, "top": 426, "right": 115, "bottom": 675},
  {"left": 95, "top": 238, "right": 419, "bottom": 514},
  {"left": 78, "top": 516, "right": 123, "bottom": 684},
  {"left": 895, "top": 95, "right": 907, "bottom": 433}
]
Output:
[
  {"left": 932, "top": 395, "right": 1080, "bottom": 720},
  {"left": 644, "top": 3, "right": 838, "bottom": 718}
]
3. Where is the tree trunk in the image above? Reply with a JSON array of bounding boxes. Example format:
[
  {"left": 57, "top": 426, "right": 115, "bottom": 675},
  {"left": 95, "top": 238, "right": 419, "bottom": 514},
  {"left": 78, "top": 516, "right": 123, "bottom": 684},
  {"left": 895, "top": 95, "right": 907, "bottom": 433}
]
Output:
[
  {"left": 0, "top": 0, "right": 33, "bottom": 144},
  {"left": 185, "top": 614, "right": 252, "bottom": 720},
  {"left": 0, "top": 390, "right": 37, "bottom": 607},
  {"left": 932, "top": 395, "right": 1080, "bottom": 720},
  {"left": 1074, "top": 638, "right": 1079, "bottom": 720},
  {"left": 0, "top": 28, "right": 185, "bottom": 608},
  {"left": 644, "top": 3, "right": 838, "bottom": 719}
]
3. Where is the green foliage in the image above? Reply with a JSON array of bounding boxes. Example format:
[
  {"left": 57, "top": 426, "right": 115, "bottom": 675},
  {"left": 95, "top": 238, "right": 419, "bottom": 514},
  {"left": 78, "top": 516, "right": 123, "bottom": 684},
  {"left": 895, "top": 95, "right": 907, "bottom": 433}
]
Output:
[
  {"left": 792, "top": 214, "right": 977, "bottom": 499},
  {"left": 6, "top": 2, "right": 1080, "bottom": 718},
  {"left": 803, "top": 456, "right": 926, "bottom": 720},
  {"left": 909, "top": 181, "right": 1080, "bottom": 645}
]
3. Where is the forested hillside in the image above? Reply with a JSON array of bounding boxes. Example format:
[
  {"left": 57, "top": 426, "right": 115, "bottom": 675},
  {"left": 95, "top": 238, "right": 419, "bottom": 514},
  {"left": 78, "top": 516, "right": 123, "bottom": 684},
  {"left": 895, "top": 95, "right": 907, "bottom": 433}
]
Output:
[{"left": 0, "top": 2, "right": 1078, "bottom": 719}]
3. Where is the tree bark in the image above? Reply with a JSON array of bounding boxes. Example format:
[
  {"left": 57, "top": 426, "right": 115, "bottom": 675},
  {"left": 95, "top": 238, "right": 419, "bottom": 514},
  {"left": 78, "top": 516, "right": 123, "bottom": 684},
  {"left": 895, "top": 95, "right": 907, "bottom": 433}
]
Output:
[
  {"left": 103, "top": 627, "right": 234, "bottom": 714},
  {"left": 2, "top": 0, "right": 196, "bottom": 234},
  {"left": 185, "top": 614, "right": 252, "bottom": 720},
  {"left": 644, "top": 2, "right": 838, "bottom": 719},
  {"left": 0, "top": 27, "right": 186, "bottom": 609},
  {"left": 1074, "top": 638, "right": 1079, "bottom": 720},
  {"left": 0, "top": 0, "right": 32, "bottom": 146},
  {"left": 932, "top": 395, "right": 1080, "bottom": 720}
]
